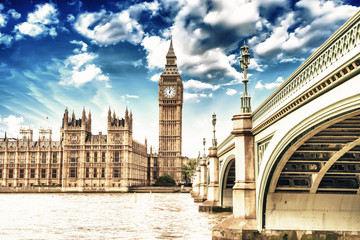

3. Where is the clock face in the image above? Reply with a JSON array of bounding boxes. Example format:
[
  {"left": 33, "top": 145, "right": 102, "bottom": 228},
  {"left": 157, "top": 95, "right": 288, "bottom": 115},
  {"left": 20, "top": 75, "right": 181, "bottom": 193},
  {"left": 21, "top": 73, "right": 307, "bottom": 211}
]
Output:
[{"left": 164, "top": 86, "right": 176, "bottom": 98}]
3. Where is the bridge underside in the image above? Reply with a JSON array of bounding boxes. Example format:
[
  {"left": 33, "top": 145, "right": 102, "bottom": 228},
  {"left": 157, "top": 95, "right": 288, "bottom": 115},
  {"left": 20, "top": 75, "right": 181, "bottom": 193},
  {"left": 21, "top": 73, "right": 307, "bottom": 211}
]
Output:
[
  {"left": 221, "top": 159, "right": 235, "bottom": 208},
  {"left": 265, "top": 113, "right": 360, "bottom": 232},
  {"left": 277, "top": 113, "right": 360, "bottom": 194}
]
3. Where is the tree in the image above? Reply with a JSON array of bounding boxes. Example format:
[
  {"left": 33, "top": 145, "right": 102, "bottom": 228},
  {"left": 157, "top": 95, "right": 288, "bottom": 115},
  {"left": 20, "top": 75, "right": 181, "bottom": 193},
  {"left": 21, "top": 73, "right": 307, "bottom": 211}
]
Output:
[
  {"left": 182, "top": 158, "right": 198, "bottom": 184},
  {"left": 154, "top": 174, "right": 176, "bottom": 186}
]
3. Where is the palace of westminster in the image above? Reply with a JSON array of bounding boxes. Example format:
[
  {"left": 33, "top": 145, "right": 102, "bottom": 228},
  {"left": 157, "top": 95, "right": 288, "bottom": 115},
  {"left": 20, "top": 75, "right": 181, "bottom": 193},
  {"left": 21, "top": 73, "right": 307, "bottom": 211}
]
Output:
[{"left": 0, "top": 39, "right": 185, "bottom": 191}]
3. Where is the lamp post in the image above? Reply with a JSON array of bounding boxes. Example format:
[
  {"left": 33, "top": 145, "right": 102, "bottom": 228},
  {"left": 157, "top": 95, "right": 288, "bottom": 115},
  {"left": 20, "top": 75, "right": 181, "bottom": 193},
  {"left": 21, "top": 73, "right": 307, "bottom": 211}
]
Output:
[
  {"left": 212, "top": 113, "right": 217, "bottom": 147},
  {"left": 240, "top": 40, "right": 251, "bottom": 113}
]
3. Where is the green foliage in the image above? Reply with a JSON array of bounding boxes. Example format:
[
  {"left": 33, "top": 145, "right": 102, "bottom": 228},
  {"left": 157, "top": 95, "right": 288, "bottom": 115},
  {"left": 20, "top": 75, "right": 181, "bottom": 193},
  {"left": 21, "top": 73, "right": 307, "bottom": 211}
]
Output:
[
  {"left": 154, "top": 174, "right": 176, "bottom": 186},
  {"left": 182, "top": 158, "right": 198, "bottom": 183}
]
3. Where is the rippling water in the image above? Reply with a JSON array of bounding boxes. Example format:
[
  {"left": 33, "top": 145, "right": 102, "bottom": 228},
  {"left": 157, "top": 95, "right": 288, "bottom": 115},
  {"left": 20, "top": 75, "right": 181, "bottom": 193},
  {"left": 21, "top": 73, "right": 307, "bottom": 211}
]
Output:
[{"left": 0, "top": 193, "right": 230, "bottom": 240}]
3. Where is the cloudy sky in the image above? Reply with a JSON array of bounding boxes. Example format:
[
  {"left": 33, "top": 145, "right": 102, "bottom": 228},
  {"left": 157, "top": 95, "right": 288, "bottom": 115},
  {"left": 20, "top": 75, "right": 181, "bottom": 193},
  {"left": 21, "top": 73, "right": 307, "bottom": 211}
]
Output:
[{"left": 0, "top": 0, "right": 359, "bottom": 157}]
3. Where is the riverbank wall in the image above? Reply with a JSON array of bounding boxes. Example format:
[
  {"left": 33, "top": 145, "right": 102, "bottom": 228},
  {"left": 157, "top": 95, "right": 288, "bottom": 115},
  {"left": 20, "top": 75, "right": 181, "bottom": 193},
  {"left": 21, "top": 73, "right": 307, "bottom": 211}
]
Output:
[
  {"left": 0, "top": 186, "right": 192, "bottom": 193},
  {"left": 128, "top": 186, "right": 191, "bottom": 193}
]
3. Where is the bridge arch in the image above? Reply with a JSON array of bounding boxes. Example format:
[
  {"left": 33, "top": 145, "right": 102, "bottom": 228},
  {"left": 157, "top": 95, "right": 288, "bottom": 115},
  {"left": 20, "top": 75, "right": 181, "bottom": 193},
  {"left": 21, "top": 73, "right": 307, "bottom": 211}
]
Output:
[
  {"left": 257, "top": 91, "right": 360, "bottom": 231},
  {"left": 219, "top": 154, "right": 235, "bottom": 208}
]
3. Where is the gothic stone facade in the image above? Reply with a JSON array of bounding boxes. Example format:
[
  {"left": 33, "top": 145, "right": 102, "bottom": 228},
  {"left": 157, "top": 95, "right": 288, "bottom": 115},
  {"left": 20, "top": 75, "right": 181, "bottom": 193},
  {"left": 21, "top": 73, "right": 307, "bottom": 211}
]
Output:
[{"left": 0, "top": 108, "right": 148, "bottom": 191}]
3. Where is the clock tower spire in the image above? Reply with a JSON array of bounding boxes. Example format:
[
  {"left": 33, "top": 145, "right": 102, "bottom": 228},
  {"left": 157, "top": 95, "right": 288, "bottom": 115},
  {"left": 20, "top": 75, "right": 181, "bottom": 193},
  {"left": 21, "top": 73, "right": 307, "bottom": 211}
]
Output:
[
  {"left": 158, "top": 36, "right": 183, "bottom": 183},
  {"left": 161, "top": 36, "right": 179, "bottom": 78}
]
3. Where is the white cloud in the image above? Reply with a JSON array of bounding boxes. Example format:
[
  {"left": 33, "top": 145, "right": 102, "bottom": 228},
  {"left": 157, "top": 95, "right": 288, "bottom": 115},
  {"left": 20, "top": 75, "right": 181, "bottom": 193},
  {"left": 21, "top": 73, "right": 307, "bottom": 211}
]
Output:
[
  {"left": 70, "top": 40, "right": 88, "bottom": 53},
  {"left": 248, "top": 57, "right": 265, "bottom": 72},
  {"left": 15, "top": 22, "right": 44, "bottom": 37},
  {"left": 66, "top": 52, "right": 96, "bottom": 68},
  {"left": 227, "top": 54, "right": 237, "bottom": 65},
  {"left": 49, "top": 27, "right": 57, "bottom": 37},
  {"left": 255, "top": 12, "right": 294, "bottom": 58},
  {"left": 122, "top": 94, "right": 140, "bottom": 99},
  {"left": 60, "top": 51, "right": 110, "bottom": 88},
  {"left": 132, "top": 59, "right": 143, "bottom": 68},
  {"left": 72, "top": 0, "right": 161, "bottom": 45},
  {"left": 0, "top": 13, "right": 6, "bottom": 27},
  {"left": 184, "top": 91, "right": 213, "bottom": 103},
  {"left": 280, "top": 57, "right": 305, "bottom": 63},
  {"left": 28, "top": 3, "right": 58, "bottom": 25},
  {"left": 184, "top": 93, "right": 199, "bottom": 102},
  {"left": 254, "top": 0, "right": 359, "bottom": 60},
  {"left": 150, "top": 72, "right": 161, "bottom": 82},
  {"left": 8, "top": 9, "right": 21, "bottom": 19},
  {"left": 140, "top": 0, "right": 248, "bottom": 83},
  {"left": 222, "top": 79, "right": 242, "bottom": 86},
  {"left": 141, "top": 36, "right": 169, "bottom": 69},
  {"left": 204, "top": 0, "right": 260, "bottom": 29},
  {"left": 67, "top": 14, "right": 75, "bottom": 22},
  {"left": 14, "top": 3, "right": 59, "bottom": 38},
  {"left": 143, "top": 35, "right": 243, "bottom": 82},
  {"left": 0, "top": 33, "right": 13, "bottom": 46},
  {"left": 275, "top": 76, "right": 284, "bottom": 83},
  {"left": 127, "top": 1, "right": 160, "bottom": 17},
  {"left": 255, "top": 76, "right": 284, "bottom": 90},
  {"left": 226, "top": 88, "right": 237, "bottom": 96},
  {"left": 74, "top": 9, "right": 144, "bottom": 45},
  {"left": 255, "top": 81, "right": 264, "bottom": 89},
  {"left": 2, "top": 115, "right": 24, "bottom": 138},
  {"left": 296, "top": 0, "right": 356, "bottom": 20},
  {"left": 183, "top": 79, "right": 219, "bottom": 91}
]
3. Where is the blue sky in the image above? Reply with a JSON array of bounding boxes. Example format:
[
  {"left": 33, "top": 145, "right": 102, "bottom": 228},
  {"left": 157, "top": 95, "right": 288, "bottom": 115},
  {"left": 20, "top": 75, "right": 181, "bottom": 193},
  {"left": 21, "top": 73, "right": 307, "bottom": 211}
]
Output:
[{"left": 0, "top": 0, "right": 359, "bottom": 157}]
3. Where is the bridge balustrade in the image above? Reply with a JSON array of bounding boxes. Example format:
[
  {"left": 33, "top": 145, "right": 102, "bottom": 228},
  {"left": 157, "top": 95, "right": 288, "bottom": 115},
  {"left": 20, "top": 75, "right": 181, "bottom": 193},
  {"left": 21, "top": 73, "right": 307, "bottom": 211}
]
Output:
[{"left": 253, "top": 14, "right": 360, "bottom": 130}]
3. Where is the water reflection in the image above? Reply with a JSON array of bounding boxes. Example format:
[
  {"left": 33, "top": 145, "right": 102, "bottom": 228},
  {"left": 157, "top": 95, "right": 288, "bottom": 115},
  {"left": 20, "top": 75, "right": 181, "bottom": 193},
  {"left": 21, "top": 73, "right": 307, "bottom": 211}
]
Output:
[{"left": 0, "top": 193, "right": 230, "bottom": 240}]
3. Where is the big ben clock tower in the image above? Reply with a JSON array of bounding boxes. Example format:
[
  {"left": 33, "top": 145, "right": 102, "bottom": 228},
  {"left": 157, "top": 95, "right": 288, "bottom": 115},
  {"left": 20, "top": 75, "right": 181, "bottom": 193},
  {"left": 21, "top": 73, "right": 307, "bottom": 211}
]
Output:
[{"left": 158, "top": 37, "right": 183, "bottom": 182}]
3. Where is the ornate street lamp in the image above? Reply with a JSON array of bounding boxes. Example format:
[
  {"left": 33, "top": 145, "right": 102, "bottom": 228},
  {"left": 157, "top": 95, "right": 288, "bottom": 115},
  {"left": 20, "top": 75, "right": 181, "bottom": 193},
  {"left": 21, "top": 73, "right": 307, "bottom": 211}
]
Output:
[
  {"left": 212, "top": 113, "right": 217, "bottom": 147},
  {"left": 240, "top": 40, "right": 251, "bottom": 113}
]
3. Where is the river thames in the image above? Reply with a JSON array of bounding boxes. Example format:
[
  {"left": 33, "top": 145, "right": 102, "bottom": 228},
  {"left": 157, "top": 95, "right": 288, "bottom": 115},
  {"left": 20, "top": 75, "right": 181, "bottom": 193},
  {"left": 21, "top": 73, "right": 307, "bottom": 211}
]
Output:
[{"left": 0, "top": 193, "right": 230, "bottom": 239}]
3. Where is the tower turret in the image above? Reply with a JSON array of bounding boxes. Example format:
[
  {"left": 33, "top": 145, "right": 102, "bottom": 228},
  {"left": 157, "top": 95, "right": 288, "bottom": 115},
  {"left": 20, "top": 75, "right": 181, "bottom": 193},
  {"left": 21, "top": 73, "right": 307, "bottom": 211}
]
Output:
[
  {"left": 63, "top": 108, "right": 69, "bottom": 128},
  {"left": 87, "top": 111, "right": 92, "bottom": 132},
  {"left": 72, "top": 111, "right": 75, "bottom": 126},
  {"left": 129, "top": 110, "right": 133, "bottom": 132},
  {"left": 82, "top": 107, "right": 86, "bottom": 120},
  {"left": 125, "top": 108, "right": 129, "bottom": 124},
  {"left": 107, "top": 107, "right": 111, "bottom": 127}
]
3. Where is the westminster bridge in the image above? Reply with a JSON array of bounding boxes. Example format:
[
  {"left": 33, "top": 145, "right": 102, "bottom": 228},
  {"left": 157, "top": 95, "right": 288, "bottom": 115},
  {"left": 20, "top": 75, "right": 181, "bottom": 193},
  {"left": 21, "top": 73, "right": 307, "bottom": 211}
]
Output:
[{"left": 192, "top": 10, "right": 360, "bottom": 239}]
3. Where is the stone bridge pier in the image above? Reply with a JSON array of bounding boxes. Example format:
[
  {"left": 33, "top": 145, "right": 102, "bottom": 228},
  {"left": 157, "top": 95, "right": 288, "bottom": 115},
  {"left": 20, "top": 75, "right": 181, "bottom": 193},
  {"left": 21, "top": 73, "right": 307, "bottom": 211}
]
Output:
[{"left": 190, "top": 154, "right": 201, "bottom": 198}]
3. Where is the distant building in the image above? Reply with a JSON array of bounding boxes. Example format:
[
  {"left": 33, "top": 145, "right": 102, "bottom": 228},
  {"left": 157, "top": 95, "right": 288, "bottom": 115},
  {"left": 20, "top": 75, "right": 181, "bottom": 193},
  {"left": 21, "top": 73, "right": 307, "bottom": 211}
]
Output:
[{"left": 0, "top": 108, "right": 148, "bottom": 191}]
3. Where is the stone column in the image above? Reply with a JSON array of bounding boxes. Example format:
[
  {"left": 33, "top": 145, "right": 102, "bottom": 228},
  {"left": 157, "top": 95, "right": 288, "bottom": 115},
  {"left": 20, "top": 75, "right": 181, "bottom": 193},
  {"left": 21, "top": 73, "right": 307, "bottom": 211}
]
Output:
[
  {"left": 194, "top": 166, "right": 201, "bottom": 195},
  {"left": 191, "top": 166, "right": 199, "bottom": 197},
  {"left": 3, "top": 149, "right": 7, "bottom": 187},
  {"left": 205, "top": 146, "right": 219, "bottom": 203},
  {"left": 231, "top": 112, "right": 256, "bottom": 228},
  {"left": 199, "top": 146, "right": 220, "bottom": 212},
  {"left": 196, "top": 157, "right": 207, "bottom": 202},
  {"left": 25, "top": 150, "right": 29, "bottom": 187}
]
